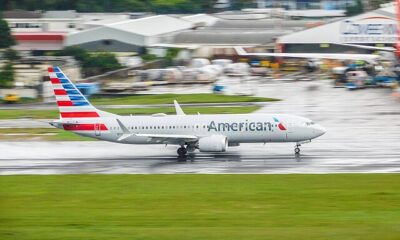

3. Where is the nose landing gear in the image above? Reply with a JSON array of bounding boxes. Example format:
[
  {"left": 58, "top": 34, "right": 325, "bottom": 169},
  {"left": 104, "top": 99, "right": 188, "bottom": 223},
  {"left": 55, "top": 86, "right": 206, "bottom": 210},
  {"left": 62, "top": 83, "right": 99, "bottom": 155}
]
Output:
[{"left": 294, "top": 143, "right": 301, "bottom": 155}]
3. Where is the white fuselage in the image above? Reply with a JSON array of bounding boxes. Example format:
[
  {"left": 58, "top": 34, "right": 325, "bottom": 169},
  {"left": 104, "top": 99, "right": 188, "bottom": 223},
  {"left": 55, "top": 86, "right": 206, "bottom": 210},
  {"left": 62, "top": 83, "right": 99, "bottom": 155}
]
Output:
[{"left": 60, "top": 113, "right": 326, "bottom": 145}]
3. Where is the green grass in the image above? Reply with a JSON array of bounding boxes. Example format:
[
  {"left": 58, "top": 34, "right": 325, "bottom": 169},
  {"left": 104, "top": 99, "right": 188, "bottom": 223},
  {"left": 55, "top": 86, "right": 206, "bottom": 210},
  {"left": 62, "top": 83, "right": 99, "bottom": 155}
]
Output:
[
  {"left": 0, "top": 128, "right": 93, "bottom": 141},
  {"left": 0, "top": 106, "right": 260, "bottom": 119},
  {"left": 90, "top": 94, "right": 279, "bottom": 105},
  {"left": 0, "top": 174, "right": 399, "bottom": 240}
]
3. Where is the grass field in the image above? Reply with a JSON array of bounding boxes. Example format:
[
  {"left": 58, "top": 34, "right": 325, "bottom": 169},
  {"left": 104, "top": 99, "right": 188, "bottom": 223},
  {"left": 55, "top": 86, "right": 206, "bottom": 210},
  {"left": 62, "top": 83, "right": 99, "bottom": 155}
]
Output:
[
  {"left": 90, "top": 93, "right": 279, "bottom": 105},
  {"left": 0, "top": 128, "right": 93, "bottom": 141},
  {"left": 0, "top": 174, "right": 399, "bottom": 240},
  {"left": 0, "top": 106, "right": 260, "bottom": 119}
]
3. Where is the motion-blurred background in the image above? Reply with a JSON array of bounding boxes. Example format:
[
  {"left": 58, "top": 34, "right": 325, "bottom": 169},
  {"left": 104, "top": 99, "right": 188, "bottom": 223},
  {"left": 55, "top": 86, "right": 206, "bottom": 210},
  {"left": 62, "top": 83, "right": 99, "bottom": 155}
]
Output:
[{"left": 0, "top": 0, "right": 399, "bottom": 141}]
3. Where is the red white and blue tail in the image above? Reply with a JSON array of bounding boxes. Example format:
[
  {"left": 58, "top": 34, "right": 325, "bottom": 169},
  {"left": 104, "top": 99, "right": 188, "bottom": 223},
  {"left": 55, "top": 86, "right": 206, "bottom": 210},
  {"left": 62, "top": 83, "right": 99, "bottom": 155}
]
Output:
[{"left": 48, "top": 66, "right": 114, "bottom": 119}]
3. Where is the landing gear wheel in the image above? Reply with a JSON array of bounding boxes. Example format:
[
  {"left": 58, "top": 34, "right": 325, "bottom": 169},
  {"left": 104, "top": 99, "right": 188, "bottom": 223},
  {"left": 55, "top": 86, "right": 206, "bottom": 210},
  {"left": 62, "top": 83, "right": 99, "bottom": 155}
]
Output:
[
  {"left": 294, "top": 143, "right": 301, "bottom": 155},
  {"left": 177, "top": 147, "right": 187, "bottom": 157},
  {"left": 295, "top": 147, "right": 300, "bottom": 154}
]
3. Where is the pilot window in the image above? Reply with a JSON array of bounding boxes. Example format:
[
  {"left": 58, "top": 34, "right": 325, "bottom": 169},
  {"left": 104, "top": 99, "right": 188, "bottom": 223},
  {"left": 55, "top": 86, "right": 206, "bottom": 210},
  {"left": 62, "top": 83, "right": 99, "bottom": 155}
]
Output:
[{"left": 306, "top": 122, "right": 315, "bottom": 126}]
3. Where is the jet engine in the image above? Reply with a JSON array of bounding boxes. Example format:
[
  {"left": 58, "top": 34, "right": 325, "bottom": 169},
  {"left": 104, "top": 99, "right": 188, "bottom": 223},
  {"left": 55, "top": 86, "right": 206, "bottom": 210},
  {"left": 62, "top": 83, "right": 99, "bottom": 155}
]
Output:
[{"left": 198, "top": 135, "right": 228, "bottom": 152}]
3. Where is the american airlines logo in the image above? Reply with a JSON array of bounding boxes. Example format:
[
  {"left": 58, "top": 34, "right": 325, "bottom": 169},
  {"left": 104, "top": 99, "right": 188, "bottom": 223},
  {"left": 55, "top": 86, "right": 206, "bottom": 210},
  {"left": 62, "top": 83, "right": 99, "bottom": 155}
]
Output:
[{"left": 207, "top": 118, "right": 286, "bottom": 132}]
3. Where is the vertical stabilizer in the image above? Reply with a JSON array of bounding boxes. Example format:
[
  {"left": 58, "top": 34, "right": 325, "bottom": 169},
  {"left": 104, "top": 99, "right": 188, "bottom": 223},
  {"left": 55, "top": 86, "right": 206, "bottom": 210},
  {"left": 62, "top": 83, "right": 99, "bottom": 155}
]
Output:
[{"left": 48, "top": 66, "right": 115, "bottom": 119}]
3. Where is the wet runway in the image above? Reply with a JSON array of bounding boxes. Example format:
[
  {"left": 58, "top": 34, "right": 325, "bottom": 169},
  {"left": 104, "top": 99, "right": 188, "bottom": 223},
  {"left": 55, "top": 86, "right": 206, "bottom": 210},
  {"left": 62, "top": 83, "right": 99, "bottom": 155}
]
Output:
[
  {"left": 2, "top": 80, "right": 400, "bottom": 174},
  {"left": 1, "top": 140, "right": 400, "bottom": 174}
]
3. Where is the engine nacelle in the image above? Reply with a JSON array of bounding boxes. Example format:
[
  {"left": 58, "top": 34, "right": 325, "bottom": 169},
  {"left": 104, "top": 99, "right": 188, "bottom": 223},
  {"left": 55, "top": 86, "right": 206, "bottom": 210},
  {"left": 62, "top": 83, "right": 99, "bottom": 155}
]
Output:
[{"left": 198, "top": 135, "right": 228, "bottom": 152}]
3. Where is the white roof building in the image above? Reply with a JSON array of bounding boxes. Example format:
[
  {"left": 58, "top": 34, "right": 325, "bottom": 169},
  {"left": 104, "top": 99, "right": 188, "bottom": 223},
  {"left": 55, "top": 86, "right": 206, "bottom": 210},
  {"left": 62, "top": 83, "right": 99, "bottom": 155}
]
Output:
[
  {"left": 181, "top": 14, "right": 219, "bottom": 27},
  {"left": 278, "top": 6, "right": 397, "bottom": 45},
  {"left": 65, "top": 15, "right": 194, "bottom": 52}
]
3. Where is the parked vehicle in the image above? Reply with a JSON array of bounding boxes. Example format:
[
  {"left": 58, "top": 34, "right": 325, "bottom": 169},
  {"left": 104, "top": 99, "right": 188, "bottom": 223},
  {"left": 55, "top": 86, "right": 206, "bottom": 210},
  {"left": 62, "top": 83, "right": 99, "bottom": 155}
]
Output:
[
  {"left": 3, "top": 94, "right": 20, "bottom": 103},
  {"left": 345, "top": 71, "right": 372, "bottom": 90}
]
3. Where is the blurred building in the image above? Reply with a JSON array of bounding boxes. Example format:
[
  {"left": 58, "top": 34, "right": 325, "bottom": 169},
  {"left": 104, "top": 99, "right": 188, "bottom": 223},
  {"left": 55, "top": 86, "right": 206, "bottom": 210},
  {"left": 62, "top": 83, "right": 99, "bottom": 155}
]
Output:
[
  {"left": 165, "top": 13, "right": 325, "bottom": 58},
  {"left": 65, "top": 15, "right": 194, "bottom": 53},
  {"left": 277, "top": 5, "right": 397, "bottom": 53},
  {"left": 4, "top": 10, "right": 81, "bottom": 52},
  {"left": 257, "top": 0, "right": 357, "bottom": 10}
]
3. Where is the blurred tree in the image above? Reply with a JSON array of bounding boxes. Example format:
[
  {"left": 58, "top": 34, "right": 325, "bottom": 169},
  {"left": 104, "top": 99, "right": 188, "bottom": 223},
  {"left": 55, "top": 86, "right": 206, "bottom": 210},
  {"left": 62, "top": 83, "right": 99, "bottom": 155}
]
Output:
[
  {"left": 55, "top": 46, "right": 89, "bottom": 62},
  {"left": 55, "top": 46, "right": 121, "bottom": 77},
  {"left": 0, "top": 0, "right": 211, "bottom": 13},
  {"left": 165, "top": 48, "right": 180, "bottom": 63},
  {"left": 0, "top": 17, "right": 15, "bottom": 48},
  {"left": 370, "top": 0, "right": 392, "bottom": 9},
  {"left": 199, "top": 0, "right": 216, "bottom": 13},
  {"left": 0, "top": 63, "right": 15, "bottom": 88},
  {"left": 3, "top": 48, "right": 21, "bottom": 61},
  {"left": 346, "top": 0, "right": 364, "bottom": 16},
  {"left": 231, "top": 0, "right": 255, "bottom": 10},
  {"left": 81, "top": 52, "right": 122, "bottom": 77}
]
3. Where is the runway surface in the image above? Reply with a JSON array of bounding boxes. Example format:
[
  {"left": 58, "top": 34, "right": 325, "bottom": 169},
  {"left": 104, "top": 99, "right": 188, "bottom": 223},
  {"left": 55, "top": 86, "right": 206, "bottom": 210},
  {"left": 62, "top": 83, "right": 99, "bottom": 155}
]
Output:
[
  {"left": 1, "top": 80, "right": 400, "bottom": 174},
  {"left": 1, "top": 137, "right": 400, "bottom": 174}
]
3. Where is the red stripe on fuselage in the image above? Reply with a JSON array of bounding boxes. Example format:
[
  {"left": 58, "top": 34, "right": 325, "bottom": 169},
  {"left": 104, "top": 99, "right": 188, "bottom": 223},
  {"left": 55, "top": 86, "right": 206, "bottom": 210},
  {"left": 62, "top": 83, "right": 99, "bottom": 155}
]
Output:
[
  {"left": 63, "top": 123, "right": 107, "bottom": 131},
  {"left": 57, "top": 101, "right": 73, "bottom": 106},
  {"left": 48, "top": 67, "right": 54, "bottom": 72},
  {"left": 50, "top": 78, "right": 60, "bottom": 84},
  {"left": 54, "top": 89, "right": 67, "bottom": 95},
  {"left": 60, "top": 112, "right": 100, "bottom": 118}
]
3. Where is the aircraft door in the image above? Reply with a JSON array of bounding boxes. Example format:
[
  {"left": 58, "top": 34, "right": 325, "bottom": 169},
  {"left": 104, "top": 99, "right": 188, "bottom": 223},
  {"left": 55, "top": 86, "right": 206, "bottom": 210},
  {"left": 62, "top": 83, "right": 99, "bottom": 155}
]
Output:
[
  {"left": 95, "top": 123, "right": 101, "bottom": 136},
  {"left": 286, "top": 123, "right": 295, "bottom": 141}
]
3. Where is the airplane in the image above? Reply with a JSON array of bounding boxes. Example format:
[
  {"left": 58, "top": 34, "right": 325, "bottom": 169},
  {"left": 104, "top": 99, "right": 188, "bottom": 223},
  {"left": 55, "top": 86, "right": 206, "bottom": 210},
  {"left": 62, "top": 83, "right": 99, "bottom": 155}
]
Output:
[
  {"left": 234, "top": 0, "right": 400, "bottom": 63},
  {"left": 48, "top": 66, "right": 326, "bottom": 157},
  {"left": 234, "top": 46, "right": 383, "bottom": 64}
]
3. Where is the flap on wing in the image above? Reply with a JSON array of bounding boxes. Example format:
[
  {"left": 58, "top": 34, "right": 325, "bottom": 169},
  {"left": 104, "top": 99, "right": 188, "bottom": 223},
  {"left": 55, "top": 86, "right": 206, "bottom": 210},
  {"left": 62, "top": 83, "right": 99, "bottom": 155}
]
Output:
[
  {"left": 136, "top": 133, "right": 198, "bottom": 142},
  {"left": 136, "top": 133, "right": 198, "bottom": 139},
  {"left": 247, "top": 52, "right": 380, "bottom": 62}
]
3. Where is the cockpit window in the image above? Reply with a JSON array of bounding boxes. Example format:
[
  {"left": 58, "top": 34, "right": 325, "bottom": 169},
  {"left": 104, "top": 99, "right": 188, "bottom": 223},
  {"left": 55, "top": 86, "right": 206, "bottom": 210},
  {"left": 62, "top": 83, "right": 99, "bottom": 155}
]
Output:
[{"left": 305, "top": 122, "right": 315, "bottom": 126}]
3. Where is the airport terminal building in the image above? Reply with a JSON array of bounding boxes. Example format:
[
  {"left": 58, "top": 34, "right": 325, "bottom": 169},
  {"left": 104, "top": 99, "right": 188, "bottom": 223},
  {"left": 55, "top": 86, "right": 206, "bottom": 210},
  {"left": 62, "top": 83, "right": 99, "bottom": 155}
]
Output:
[{"left": 277, "top": 5, "right": 397, "bottom": 53}]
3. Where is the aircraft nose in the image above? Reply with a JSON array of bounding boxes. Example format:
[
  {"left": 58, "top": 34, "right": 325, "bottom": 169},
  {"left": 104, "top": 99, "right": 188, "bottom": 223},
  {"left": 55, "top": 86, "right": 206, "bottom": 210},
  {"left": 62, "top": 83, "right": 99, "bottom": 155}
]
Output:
[{"left": 313, "top": 124, "right": 326, "bottom": 138}]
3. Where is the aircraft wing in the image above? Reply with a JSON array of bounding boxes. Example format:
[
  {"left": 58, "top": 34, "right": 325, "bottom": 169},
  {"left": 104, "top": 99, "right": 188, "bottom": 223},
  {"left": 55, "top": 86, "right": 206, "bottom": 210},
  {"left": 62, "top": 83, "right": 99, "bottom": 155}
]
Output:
[
  {"left": 136, "top": 133, "right": 198, "bottom": 144},
  {"left": 336, "top": 43, "right": 396, "bottom": 52},
  {"left": 235, "top": 47, "right": 381, "bottom": 62},
  {"left": 116, "top": 118, "right": 198, "bottom": 143}
]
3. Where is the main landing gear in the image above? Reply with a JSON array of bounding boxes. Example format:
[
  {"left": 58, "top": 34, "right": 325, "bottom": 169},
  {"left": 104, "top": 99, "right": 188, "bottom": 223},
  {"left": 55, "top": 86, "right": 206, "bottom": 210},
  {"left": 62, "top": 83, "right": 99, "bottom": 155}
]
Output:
[
  {"left": 177, "top": 144, "right": 196, "bottom": 159},
  {"left": 295, "top": 143, "right": 301, "bottom": 155},
  {"left": 177, "top": 146, "right": 187, "bottom": 157}
]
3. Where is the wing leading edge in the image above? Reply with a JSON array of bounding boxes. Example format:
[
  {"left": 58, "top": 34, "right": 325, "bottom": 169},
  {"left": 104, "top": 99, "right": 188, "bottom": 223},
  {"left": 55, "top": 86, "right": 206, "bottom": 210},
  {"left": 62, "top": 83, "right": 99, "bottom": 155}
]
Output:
[{"left": 234, "top": 47, "right": 381, "bottom": 63}]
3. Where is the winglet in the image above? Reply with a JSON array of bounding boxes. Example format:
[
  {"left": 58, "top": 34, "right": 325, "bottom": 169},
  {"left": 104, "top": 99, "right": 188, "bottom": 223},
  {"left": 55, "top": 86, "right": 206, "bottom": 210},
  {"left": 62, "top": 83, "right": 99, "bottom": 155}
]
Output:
[
  {"left": 174, "top": 100, "right": 185, "bottom": 115},
  {"left": 116, "top": 118, "right": 134, "bottom": 141}
]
